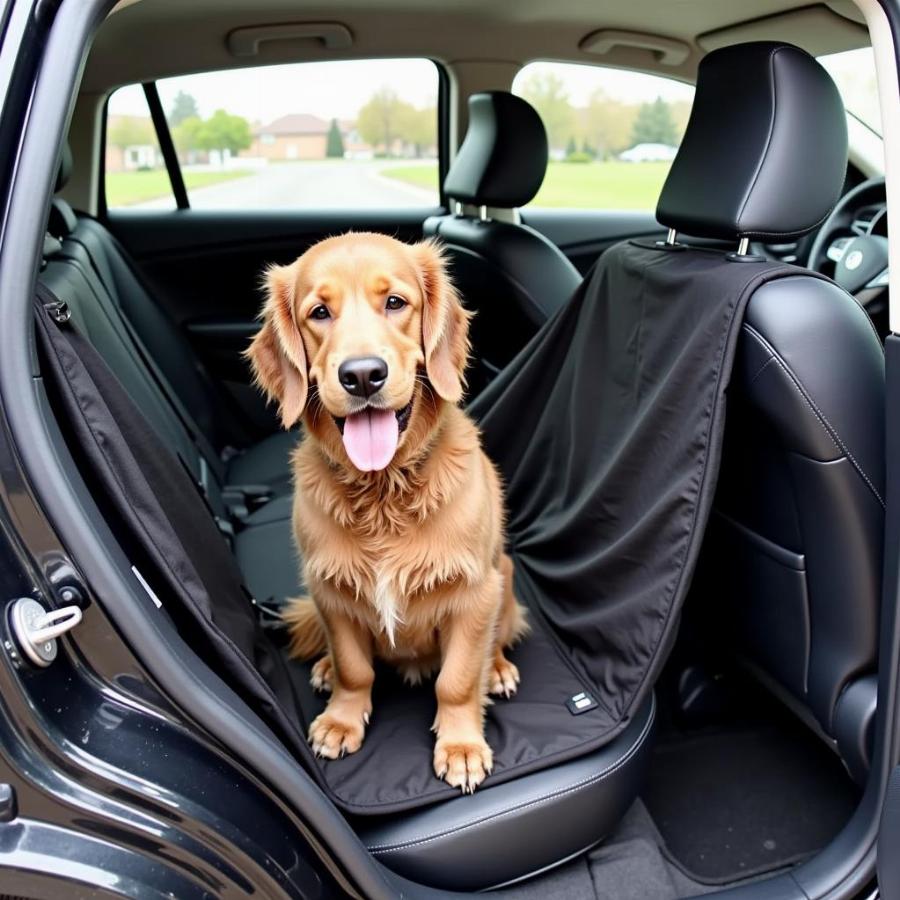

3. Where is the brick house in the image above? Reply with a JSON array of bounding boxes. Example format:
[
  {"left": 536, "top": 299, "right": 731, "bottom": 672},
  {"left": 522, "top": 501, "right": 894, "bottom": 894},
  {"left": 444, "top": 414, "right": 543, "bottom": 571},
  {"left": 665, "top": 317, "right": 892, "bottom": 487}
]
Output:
[{"left": 245, "top": 114, "right": 361, "bottom": 160}]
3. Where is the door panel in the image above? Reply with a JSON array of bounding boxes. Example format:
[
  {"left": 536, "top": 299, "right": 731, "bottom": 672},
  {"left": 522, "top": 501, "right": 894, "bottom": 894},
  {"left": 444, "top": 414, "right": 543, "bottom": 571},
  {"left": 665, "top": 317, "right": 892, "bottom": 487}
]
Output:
[{"left": 106, "top": 208, "right": 440, "bottom": 431}]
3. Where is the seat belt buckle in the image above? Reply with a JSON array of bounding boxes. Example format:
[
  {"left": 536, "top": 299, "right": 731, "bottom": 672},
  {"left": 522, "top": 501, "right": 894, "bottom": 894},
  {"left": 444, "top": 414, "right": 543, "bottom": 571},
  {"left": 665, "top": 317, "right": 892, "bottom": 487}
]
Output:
[{"left": 222, "top": 484, "right": 273, "bottom": 521}]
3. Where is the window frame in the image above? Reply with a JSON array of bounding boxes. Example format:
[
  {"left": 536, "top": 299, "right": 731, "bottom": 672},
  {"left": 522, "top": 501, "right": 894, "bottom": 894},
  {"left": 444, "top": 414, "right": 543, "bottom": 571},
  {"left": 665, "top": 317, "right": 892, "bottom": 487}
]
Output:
[{"left": 100, "top": 57, "right": 450, "bottom": 216}]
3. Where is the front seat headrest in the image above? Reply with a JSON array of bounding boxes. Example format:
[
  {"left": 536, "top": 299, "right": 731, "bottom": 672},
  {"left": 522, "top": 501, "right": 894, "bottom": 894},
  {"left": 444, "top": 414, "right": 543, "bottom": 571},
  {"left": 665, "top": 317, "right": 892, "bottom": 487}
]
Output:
[
  {"left": 656, "top": 42, "right": 847, "bottom": 242},
  {"left": 444, "top": 92, "right": 548, "bottom": 208},
  {"left": 56, "top": 142, "right": 73, "bottom": 193}
]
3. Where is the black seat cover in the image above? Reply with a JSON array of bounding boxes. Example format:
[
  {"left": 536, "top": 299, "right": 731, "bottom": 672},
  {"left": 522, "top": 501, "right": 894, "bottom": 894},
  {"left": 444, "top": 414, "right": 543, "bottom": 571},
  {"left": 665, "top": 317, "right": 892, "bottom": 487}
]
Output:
[
  {"left": 424, "top": 92, "right": 581, "bottom": 390},
  {"left": 656, "top": 42, "right": 883, "bottom": 767}
]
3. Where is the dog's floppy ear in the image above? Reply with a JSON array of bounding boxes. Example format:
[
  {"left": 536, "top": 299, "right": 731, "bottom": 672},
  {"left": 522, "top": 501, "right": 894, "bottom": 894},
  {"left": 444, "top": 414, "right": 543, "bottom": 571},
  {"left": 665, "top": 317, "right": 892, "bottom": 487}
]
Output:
[
  {"left": 414, "top": 239, "right": 471, "bottom": 404},
  {"left": 245, "top": 263, "right": 308, "bottom": 428}
]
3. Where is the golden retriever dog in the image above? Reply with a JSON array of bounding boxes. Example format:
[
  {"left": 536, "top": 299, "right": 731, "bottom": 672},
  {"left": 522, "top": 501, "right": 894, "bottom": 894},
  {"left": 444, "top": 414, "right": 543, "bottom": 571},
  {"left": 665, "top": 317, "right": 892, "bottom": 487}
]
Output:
[{"left": 246, "top": 232, "right": 527, "bottom": 793}]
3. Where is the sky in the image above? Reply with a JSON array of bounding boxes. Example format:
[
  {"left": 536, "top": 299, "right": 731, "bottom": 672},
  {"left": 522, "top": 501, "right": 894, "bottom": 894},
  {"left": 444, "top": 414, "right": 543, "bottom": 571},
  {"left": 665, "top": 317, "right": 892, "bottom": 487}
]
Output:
[
  {"left": 820, "top": 47, "right": 881, "bottom": 133},
  {"left": 512, "top": 61, "right": 694, "bottom": 105},
  {"left": 107, "top": 57, "right": 695, "bottom": 126},
  {"left": 109, "top": 58, "right": 441, "bottom": 124}
]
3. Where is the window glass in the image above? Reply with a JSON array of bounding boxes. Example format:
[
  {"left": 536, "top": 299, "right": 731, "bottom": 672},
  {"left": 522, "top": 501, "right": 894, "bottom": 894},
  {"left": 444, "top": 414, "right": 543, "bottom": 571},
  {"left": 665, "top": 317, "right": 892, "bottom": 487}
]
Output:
[
  {"left": 820, "top": 47, "right": 881, "bottom": 135},
  {"left": 106, "top": 59, "right": 440, "bottom": 210},
  {"left": 105, "top": 85, "right": 175, "bottom": 210},
  {"left": 512, "top": 62, "right": 694, "bottom": 209}
]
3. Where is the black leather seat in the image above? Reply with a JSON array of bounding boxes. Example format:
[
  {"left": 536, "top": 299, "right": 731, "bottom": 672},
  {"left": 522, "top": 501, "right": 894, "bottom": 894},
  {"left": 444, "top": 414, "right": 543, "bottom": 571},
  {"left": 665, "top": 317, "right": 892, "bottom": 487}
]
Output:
[
  {"left": 659, "top": 42, "right": 884, "bottom": 777},
  {"left": 357, "top": 694, "right": 655, "bottom": 891},
  {"left": 425, "top": 92, "right": 580, "bottom": 394},
  {"left": 48, "top": 156, "right": 298, "bottom": 492}
]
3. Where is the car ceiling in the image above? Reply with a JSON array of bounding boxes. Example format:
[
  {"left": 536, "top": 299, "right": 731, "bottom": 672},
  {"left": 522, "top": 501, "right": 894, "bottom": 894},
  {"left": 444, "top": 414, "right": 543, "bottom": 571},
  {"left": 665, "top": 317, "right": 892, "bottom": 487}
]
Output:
[{"left": 85, "top": 0, "right": 869, "bottom": 93}]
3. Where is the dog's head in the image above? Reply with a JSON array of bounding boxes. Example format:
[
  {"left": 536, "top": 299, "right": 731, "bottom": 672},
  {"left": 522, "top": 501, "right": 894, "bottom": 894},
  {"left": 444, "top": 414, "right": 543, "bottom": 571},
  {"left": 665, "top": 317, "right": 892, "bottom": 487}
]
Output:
[{"left": 245, "top": 232, "right": 470, "bottom": 472}]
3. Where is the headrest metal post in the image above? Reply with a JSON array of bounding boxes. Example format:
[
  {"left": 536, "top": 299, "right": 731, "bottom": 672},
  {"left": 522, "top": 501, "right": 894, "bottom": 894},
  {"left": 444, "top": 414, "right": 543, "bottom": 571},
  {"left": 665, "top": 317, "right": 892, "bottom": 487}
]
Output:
[
  {"left": 479, "top": 205, "right": 489, "bottom": 222},
  {"left": 736, "top": 237, "right": 750, "bottom": 257},
  {"left": 665, "top": 227, "right": 677, "bottom": 246},
  {"left": 454, "top": 201, "right": 463, "bottom": 217}
]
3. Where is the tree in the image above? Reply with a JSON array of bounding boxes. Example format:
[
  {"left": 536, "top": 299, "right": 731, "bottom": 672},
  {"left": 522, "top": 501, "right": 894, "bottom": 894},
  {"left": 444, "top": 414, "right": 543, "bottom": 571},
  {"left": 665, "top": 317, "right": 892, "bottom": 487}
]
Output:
[
  {"left": 357, "top": 88, "right": 416, "bottom": 155},
  {"left": 518, "top": 70, "right": 574, "bottom": 151},
  {"left": 168, "top": 90, "right": 200, "bottom": 128},
  {"left": 399, "top": 106, "right": 437, "bottom": 157},
  {"left": 565, "top": 136, "right": 577, "bottom": 157},
  {"left": 669, "top": 99, "right": 693, "bottom": 143},
  {"left": 579, "top": 89, "right": 639, "bottom": 159},
  {"left": 107, "top": 115, "right": 155, "bottom": 150},
  {"left": 197, "top": 109, "right": 252, "bottom": 157},
  {"left": 171, "top": 115, "right": 204, "bottom": 156},
  {"left": 326, "top": 118, "right": 345, "bottom": 158},
  {"left": 629, "top": 97, "right": 678, "bottom": 147}
]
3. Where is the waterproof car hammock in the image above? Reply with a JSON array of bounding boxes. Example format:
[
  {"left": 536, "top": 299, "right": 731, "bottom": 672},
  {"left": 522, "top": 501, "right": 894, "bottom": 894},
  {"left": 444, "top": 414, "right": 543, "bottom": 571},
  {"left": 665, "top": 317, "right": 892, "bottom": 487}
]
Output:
[{"left": 34, "top": 241, "right": 815, "bottom": 815}]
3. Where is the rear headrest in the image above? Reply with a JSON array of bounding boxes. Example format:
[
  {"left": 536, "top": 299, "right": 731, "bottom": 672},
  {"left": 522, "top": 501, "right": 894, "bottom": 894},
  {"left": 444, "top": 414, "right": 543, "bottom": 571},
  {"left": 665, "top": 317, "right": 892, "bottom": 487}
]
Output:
[
  {"left": 656, "top": 42, "right": 847, "bottom": 242},
  {"left": 444, "top": 92, "right": 548, "bottom": 208},
  {"left": 56, "top": 142, "right": 73, "bottom": 193}
]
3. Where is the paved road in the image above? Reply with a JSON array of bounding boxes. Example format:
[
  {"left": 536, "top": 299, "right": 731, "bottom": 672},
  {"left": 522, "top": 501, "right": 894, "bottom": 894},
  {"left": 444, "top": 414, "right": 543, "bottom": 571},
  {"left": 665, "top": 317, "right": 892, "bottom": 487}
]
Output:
[{"left": 135, "top": 161, "right": 437, "bottom": 210}]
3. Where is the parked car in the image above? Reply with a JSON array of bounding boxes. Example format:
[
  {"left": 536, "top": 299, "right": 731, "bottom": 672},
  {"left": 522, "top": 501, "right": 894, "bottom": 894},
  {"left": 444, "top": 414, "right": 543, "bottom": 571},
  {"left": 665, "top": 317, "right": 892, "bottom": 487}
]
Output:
[
  {"left": 619, "top": 142, "right": 679, "bottom": 162},
  {"left": 0, "top": 1, "right": 898, "bottom": 898}
]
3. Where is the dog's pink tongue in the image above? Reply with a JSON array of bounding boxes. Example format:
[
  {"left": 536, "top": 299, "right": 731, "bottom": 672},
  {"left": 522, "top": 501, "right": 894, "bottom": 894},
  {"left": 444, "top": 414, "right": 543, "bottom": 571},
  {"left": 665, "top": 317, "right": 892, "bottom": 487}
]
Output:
[{"left": 342, "top": 408, "right": 399, "bottom": 471}]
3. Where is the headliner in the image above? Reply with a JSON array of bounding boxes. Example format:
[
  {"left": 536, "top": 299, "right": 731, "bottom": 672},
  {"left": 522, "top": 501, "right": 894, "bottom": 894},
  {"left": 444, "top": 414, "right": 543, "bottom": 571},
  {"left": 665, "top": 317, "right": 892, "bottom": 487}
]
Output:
[{"left": 83, "top": 0, "right": 869, "bottom": 93}]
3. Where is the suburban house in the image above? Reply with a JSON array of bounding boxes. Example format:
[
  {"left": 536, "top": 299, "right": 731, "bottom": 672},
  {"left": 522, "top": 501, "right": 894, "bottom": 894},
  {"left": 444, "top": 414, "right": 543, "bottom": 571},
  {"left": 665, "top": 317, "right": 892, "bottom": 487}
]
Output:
[
  {"left": 244, "top": 114, "right": 367, "bottom": 161},
  {"left": 105, "top": 114, "right": 163, "bottom": 172}
]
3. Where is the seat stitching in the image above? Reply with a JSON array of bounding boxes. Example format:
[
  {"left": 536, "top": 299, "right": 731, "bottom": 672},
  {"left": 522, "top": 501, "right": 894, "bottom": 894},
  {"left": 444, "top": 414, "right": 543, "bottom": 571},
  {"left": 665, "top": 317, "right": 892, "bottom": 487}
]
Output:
[
  {"left": 747, "top": 344, "right": 777, "bottom": 386},
  {"left": 743, "top": 324, "right": 884, "bottom": 508},
  {"left": 366, "top": 697, "right": 655, "bottom": 855}
]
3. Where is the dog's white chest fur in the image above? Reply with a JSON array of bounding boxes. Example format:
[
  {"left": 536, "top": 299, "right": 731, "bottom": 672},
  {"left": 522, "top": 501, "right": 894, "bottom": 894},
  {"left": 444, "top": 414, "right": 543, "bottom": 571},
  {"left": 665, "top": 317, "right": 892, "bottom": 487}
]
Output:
[{"left": 373, "top": 569, "right": 403, "bottom": 647}]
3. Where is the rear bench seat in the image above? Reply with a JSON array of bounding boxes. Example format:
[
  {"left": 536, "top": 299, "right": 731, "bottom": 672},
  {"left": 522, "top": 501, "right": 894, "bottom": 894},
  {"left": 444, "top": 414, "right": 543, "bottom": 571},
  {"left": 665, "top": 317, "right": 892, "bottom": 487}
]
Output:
[{"left": 40, "top": 225, "right": 298, "bottom": 609}]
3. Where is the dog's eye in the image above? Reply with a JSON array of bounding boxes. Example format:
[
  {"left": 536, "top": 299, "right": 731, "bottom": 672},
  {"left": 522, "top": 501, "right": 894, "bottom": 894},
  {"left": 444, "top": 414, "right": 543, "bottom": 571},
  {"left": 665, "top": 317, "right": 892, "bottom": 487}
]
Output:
[
  {"left": 309, "top": 304, "right": 331, "bottom": 321},
  {"left": 385, "top": 295, "right": 407, "bottom": 312}
]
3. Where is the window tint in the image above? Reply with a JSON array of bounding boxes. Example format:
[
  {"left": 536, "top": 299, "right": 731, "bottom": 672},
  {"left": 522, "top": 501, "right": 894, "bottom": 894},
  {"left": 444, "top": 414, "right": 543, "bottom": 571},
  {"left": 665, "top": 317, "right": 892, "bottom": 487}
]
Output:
[
  {"left": 512, "top": 62, "right": 694, "bottom": 210},
  {"left": 106, "top": 59, "right": 440, "bottom": 210},
  {"left": 105, "top": 85, "right": 176, "bottom": 210}
]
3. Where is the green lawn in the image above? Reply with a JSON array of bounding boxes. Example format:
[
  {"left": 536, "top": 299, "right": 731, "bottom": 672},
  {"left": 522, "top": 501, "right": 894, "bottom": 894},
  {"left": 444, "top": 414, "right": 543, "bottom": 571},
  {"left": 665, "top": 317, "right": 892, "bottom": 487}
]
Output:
[
  {"left": 105, "top": 169, "right": 253, "bottom": 207},
  {"left": 381, "top": 160, "right": 672, "bottom": 210}
]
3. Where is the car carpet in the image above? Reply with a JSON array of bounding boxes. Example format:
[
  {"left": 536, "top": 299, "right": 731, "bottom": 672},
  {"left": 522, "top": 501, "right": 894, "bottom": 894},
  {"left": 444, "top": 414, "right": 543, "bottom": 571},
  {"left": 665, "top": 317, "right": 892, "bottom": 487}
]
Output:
[
  {"left": 494, "top": 801, "right": 727, "bottom": 899},
  {"left": 641, "top": 721, "right": 860, "bottom": 883}
]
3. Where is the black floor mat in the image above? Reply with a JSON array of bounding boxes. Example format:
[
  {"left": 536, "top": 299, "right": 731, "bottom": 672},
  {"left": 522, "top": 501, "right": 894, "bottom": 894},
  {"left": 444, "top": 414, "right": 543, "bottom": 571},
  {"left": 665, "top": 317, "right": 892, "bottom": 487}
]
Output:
[{"left": 642, "top": 721, "right": 860, "bottom": 883}]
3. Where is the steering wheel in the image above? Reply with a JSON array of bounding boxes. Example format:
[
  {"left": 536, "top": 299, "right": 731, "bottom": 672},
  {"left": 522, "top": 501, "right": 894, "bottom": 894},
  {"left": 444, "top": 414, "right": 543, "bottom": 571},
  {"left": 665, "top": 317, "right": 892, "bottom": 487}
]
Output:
[{"left": 806, "top": 177, "right": 889, "bottom": 299}]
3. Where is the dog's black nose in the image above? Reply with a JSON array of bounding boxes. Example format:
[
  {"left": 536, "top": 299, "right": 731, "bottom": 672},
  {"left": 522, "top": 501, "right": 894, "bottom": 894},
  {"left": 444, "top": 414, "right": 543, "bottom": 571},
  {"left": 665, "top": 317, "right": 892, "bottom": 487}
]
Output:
[{"left": 338, "top": 356, "right": 388, "bottom": 398}]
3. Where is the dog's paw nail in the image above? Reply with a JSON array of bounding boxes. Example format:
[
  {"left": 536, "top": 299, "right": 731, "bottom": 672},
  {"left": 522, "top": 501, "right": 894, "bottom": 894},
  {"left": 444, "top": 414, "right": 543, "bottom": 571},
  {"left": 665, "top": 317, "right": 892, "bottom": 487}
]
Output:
[{"left": 363, "top": 711, "right": 370, "bottom": 725}]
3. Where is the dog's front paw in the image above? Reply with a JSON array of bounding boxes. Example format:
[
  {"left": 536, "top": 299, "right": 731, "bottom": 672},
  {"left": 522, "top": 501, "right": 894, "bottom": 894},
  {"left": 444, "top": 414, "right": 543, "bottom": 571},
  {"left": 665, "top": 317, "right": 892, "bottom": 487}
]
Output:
[
  {"left": 309, "top": 710, "right": 368, "bottom": 758},
  {"left": 434, "top": 737, "right": 493, "bottom": 793},
  {"left": 489, "top": 656, "right": 520, "bottom": 698},
  {"left": 310, "top": 656, "right": 333, "bottom": 693}
]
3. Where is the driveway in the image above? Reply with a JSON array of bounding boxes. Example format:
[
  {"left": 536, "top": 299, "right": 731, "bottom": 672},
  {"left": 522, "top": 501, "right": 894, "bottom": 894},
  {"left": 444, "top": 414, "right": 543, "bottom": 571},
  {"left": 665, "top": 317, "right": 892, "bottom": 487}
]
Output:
[{"left": 134, "top": 160, "right": 437, "bottom": 210}]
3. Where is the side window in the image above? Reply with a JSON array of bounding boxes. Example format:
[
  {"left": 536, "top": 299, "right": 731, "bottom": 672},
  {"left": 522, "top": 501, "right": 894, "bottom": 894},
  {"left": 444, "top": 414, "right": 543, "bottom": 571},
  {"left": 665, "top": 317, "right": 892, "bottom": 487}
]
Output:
[
  {"left": 511, "top": 62, "right": 694, "bottom": 210},
  {"left": 105, "top": 85, "right": 175, "bottom": 210},
  {"left": 105, "top": 59, "right": 441, "bottom": 210}
]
